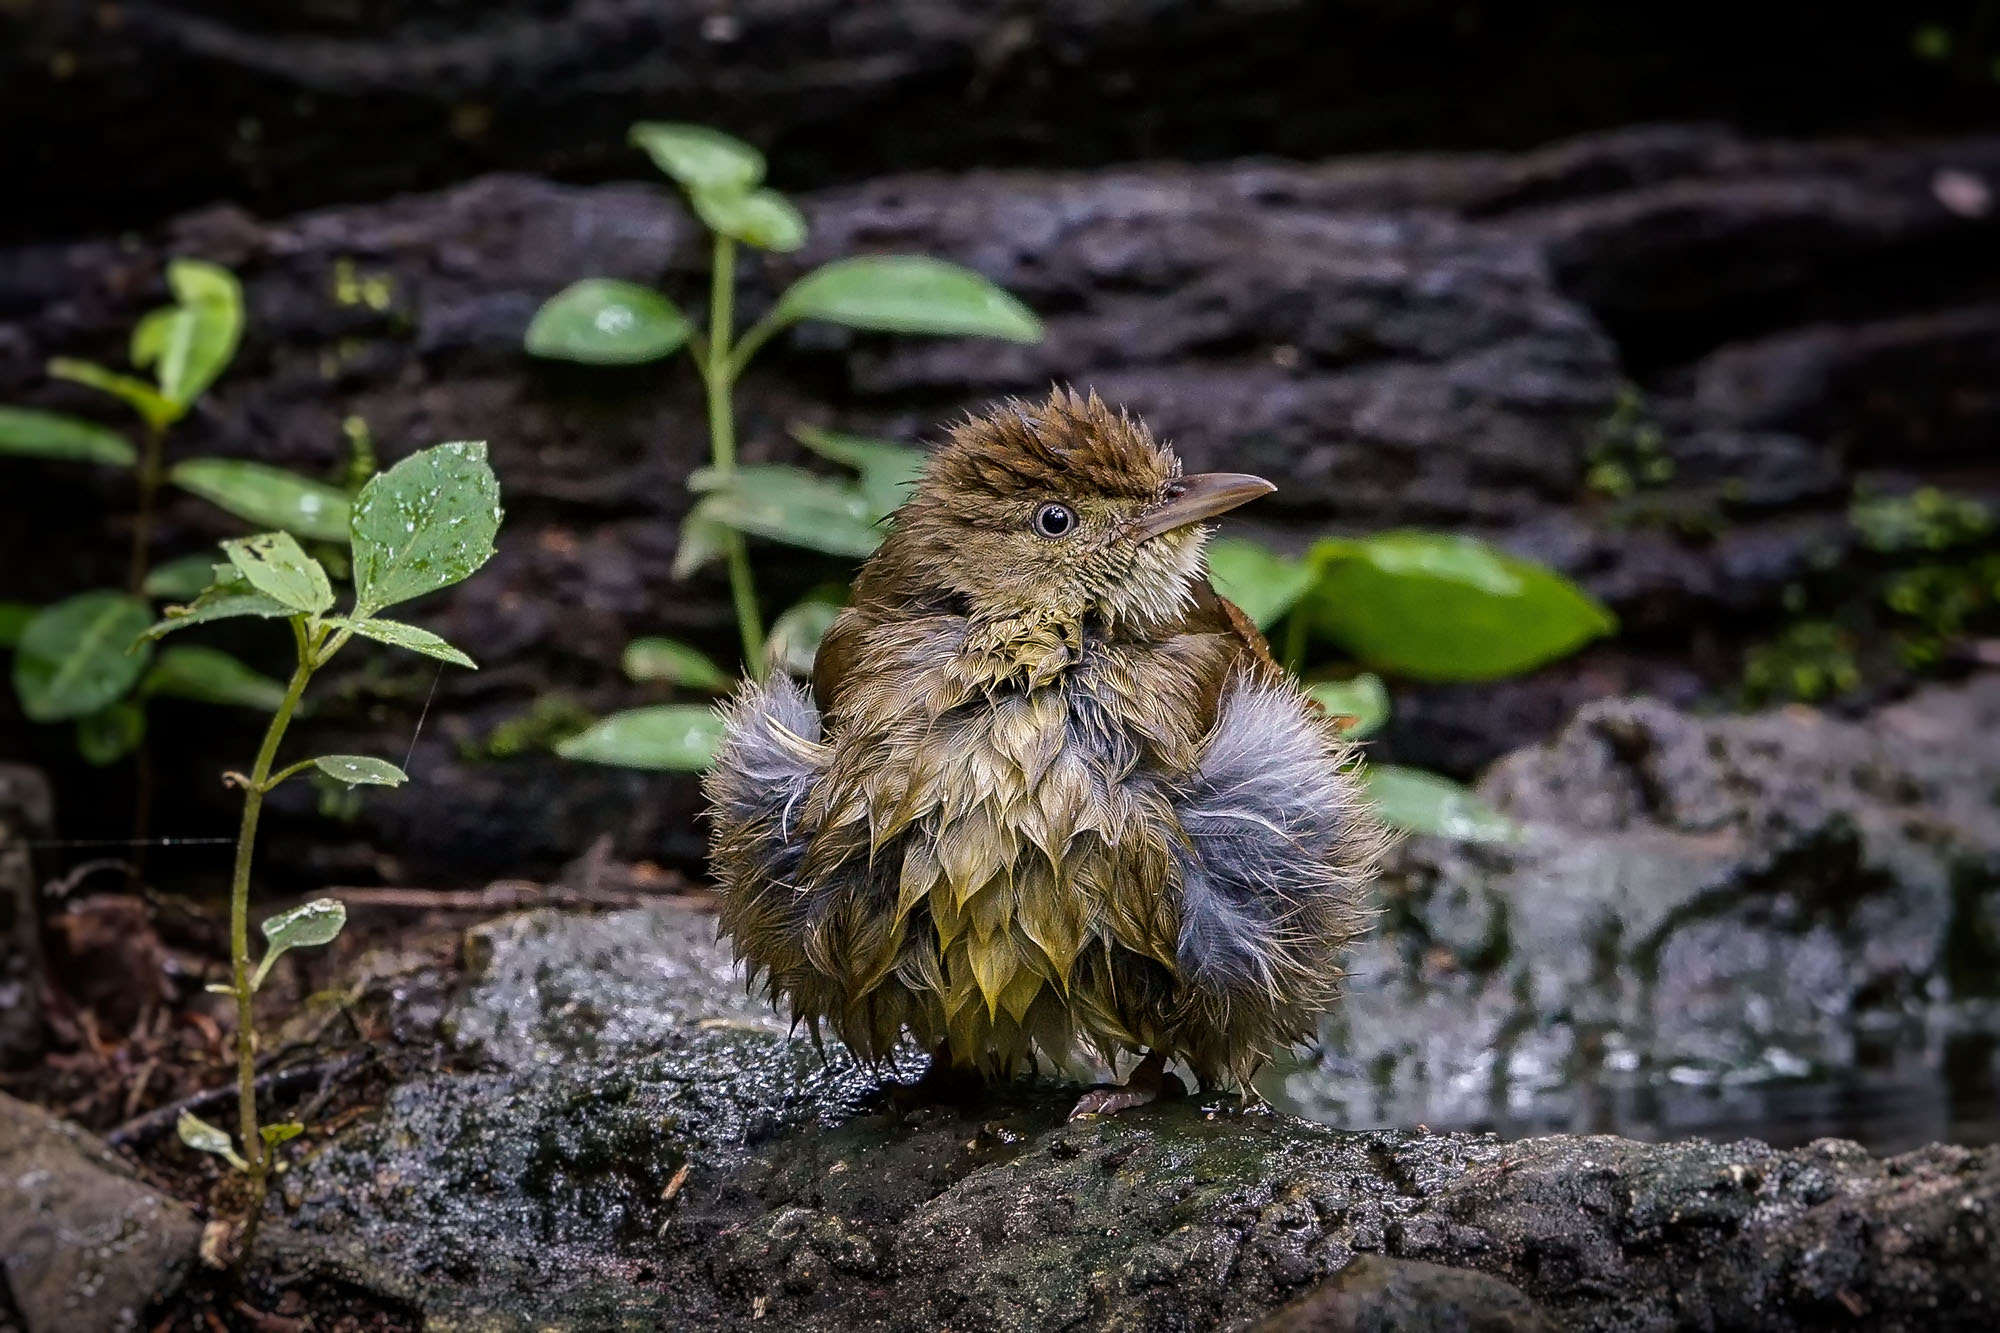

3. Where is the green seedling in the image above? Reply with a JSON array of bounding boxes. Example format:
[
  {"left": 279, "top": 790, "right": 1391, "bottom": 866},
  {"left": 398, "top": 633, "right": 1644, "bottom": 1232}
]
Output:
[
  {"left": 165, "top": 441, "right": 501, "bottom": 1257},
  {"left": 524, "top": 121, "right": 1041, "bottom": 682},
  {"left": 0, "top": 259, "right": 365, "bottom": 776}
]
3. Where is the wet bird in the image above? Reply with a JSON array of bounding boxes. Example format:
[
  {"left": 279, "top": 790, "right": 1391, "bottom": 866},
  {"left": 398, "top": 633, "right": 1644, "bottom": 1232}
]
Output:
[{"left": 705, "top": 389, "right": 1385, "bottom": 1116}]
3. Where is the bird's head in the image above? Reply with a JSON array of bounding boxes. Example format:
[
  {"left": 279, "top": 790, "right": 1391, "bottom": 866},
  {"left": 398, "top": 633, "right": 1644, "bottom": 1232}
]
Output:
[{"left": 867, "top": 389, "right": 1272, "bottom": 633}]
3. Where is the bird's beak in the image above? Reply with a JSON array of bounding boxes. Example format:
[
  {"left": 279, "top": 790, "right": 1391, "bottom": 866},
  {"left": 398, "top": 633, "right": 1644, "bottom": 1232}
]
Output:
[{"left": 1134, "top": 472, "right": 1276, "bottom": 540}]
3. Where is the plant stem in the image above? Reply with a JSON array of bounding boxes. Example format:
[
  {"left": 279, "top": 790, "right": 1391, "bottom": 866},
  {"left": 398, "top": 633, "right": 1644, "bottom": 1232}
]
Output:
[
  {"left": 127, "top": 423, "right": 165, "bottom": 594},
  {"left": 127, "top": 423, "right": 169, "bottom": 870},
  {"left": 228, "top": 622, "right": 317, "bottom": 1182},
  {"left": 1281, "top": 609, "right": 1308, "bottom": 675},
  {"left": 704, "top": 232, "right": 767, "bottom": 676},
  {"left": 708, "top": 236, "right": 738, "bottom": 471}
]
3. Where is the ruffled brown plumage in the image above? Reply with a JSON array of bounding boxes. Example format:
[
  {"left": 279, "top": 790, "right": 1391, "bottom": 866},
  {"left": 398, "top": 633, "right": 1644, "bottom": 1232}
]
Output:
[{"left": 705, "top": 388, "right": 1387, "bottom": 1113}]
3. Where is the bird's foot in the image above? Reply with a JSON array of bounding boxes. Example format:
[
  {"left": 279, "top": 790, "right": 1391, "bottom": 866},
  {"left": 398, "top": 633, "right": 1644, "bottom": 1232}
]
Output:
[{"left": 1068, "top": 1051, "right": 1185, "bottom": 1120}]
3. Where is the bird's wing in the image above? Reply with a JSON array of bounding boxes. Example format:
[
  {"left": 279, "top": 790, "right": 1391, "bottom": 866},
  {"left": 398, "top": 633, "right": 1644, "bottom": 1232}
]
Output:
[
  {"left": 809, "top": 604, "right": 870, "bottom": 718},
  {"left": 1180, "top": 575, "right": 1284, "bottom": 679}
]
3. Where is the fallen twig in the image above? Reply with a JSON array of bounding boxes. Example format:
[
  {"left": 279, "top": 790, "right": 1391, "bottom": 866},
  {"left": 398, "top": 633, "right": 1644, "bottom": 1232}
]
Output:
[
  {"left": 46, "top": 857, "right": 139, "bottom": 900},
  {"left": 107, "top": 1052, "right": 369, "bottom": 1149},
  {"left": 308, "top": 877, "right": 709, "bottom": 914},
  {"left": 123, "top": 1057, "right": 158, "bottom": 1121}
]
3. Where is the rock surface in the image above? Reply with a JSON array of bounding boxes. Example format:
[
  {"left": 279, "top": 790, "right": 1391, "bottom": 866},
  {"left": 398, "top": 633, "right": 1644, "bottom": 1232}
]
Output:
[
  {"left": 3, "top": 127, "right": 1996, "bottom": 883},
  {"left": 1281, "top": 675, "right": 2000, "bottom": 1145},
  {"left": 1251, "top": 1255, "right": 1555, "bottom": 1333},
  {"left": 0, "top": 1092, "right": 199, "bottom": 1333},
  {"left": 268, "top": 894, "right": 2000, "bottom": 1332},
  {"left": 0, "top": 767, "right": 50, "bottom": 1068}
]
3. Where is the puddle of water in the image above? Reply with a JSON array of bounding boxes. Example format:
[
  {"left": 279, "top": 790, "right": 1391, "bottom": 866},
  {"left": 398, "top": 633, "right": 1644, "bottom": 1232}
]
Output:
[{"left": 1267, "top": 1029, "right": 2000, "bottom": 1154}]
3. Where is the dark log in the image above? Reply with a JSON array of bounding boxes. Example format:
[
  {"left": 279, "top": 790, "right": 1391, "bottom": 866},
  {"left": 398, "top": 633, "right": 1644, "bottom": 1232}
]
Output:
[
  {"left": 2, "top": 1, "right": 1992, "bottom": 243},
  {"left": 2, "top": 125, "right": 1996, "bottom": 883}
]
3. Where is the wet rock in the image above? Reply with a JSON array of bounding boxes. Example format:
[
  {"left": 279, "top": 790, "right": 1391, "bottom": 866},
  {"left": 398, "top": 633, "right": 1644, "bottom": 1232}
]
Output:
[
  {"left": 267, "top": 898, "right": 2000, "bottom": 1331},
  {"left": 1276, "top": 674, "right": 2000, "bottom": 1145},
  {"left": 0, "top": 766, "right": 50, "bottom": 1068},
  {"left": 1689, "top": 305, "right": 2000, "bottom": 465},
  {"left": 1253, "top": 1254, "right": 1554, "bottom": 1333},
  {"left": 0, "top": 1092, "right": 199, "bottom": 1333},
  {"left": 448, "top": 900, "right": 777, "bottom": 1070}
]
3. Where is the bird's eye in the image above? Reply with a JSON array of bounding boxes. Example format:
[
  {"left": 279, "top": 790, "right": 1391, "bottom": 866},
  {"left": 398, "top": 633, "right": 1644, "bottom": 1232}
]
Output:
[{"left": 1032, "top": 502, "right": 1076, "bottom": 538}]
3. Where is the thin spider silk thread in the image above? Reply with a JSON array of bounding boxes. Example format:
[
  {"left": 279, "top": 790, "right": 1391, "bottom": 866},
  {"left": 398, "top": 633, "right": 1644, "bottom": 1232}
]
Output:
[{"left": 402, "top": 662, "right": 445, "bottom": 773}]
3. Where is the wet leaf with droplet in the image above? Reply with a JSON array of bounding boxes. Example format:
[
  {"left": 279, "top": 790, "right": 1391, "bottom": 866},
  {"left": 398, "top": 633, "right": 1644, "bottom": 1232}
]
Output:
[
  {"left": 222, "top": 532, "right": 334, "bottom": 616},
  {"left": 524, "top": 280, "right": 690, "bottom": 365},
  {"left": 311, "top": 755, "right": 408, "bottom": 788},
  {"left": 335, "top": 616, "right": 477, "bottom": 668},
  {"left": 350, "top": 441, "right": 502, "bottom": 615},
  {"left": 170, "top": 459, "right": 353, "bottom": 543},
  {"left": 557, "top": 705, "right": 723, "bottom": 771}
]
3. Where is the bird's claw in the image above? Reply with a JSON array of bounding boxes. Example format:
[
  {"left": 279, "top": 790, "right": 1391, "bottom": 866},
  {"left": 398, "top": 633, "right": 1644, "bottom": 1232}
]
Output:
[{"left": 1067, "top": 1055, "right": 1185, "bottom": 1120}]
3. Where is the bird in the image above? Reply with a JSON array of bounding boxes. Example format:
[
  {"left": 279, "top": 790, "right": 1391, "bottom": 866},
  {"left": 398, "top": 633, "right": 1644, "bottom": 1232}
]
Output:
[{"left": 704, "top": 388, "right": 1386, "bottom": 1117}]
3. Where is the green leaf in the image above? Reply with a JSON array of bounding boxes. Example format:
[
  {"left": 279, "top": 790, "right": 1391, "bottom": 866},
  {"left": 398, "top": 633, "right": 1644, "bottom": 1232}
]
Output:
[
  {"left": 140, "top": 259, "right": 243, "bottom": 408},
  {"left": 335, "top": 616, "right": 477, "bottom": 668},
  {"left": 170, "top": 459, "right": 353, "bottom": 543},
  {"left": 1363, "top": 764, "right": 1521, "bottom": 843},
  {"left": 260, "top": 1122, "right": 306, "bottom": 1147},
  {"left": 48, "top": 359, "right": 181, "bottom": 430},
  {"left": 691, "top": 184, "right": 807, "bottom": 253},
  {"left": 350, "top": 440, "right": 503, "bottom": 615},
  {"left": 142, "top": 645, "right": 287, "bottom": 710},
  {"left": 686, "top": 465, "right": 883, "bottom": 558},
  {"left": 791, "top": 425, "right": 926, "bottom": 520},
  {"left": 773, "top": 256, "right": 1042, "bottom": 343},
  {"left": 768, "top": 598, "right": 841, "bottom": 678},
  {"left": 1206, "top": 538, "right": 1317, "bottom": 631},
  {"left": 131, "top": 306, "right": 193, "bottom": 380},
  {"left": 313, "top": 755, "right": 408, "bottom": 787},
  {"left": 1306, "top": 533, "right": 1616, "bottom": 682},
  {"left": 144, "top": 568, "right": 294, "bottom": 641},
  {"left": 1307, "top": 674, "right": 1390, "bottom": 739},
  {"left": 556, "top": 705, "right": 724, "bottom": 771},
  {"left": 143, "top": 553, "right": 223, "bottom": 600},
  {"left": 130, "top": 308, "right": 179, "bottom": 370},
  {"left": 262, "top": 897, "right": 348, "bottom": 949},
  {"left": 623, "top": 637, "right": 731, "bottom": 690},
  {"left": 671, "top": 510, "right": 733, "bottom": 579},
  {"left": 176, "top": 1110, "right": 248, "bottom": 1172},
  {"left": 0, "top": 602, "right": 33, "bottom": 648},
  {"left": 252, "top": 897, "right": 349, "bottom": 992},
  {"left": 12, "top": 592, "right": 154, "bottom": 723},
  {"left": 0, "top": 407, "right": 137, "bottom": 466},
  {"left": 223, "top": 532, "right": 334, "bottom": 616},
  {"left": 75, "top": 700, "right": 146, "bottom": 766},
  {"left": 524, "top": 279, "right": 692, "bottom": 365},
  {"left": 629, "top": 121, "right": 764, "bottom": 193}
]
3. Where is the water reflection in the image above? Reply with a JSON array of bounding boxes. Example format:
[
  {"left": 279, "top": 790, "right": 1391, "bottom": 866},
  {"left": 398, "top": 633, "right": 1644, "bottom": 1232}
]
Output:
[{"left": 1267, "top": 1028, "right": 2000, "bottom": 1154}]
